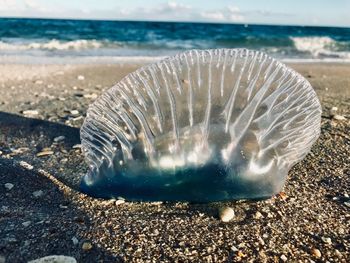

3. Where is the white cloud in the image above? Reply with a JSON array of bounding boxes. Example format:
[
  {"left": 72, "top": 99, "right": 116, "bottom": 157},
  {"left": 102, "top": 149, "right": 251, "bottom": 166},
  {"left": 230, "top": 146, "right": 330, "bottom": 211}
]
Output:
[
  {"left": 0, "top": 0, "right": 21, "bottom": 11},
  {"left": 200, "top": 6, "right": 244, "bottom": 22}
]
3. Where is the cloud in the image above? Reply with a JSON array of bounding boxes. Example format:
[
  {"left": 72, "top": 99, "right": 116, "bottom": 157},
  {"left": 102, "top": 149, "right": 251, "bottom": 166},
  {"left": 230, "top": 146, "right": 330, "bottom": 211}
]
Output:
[
  {"left": 200, "top": 6, "right": 244, "bottom": 22},
  {"left": 0, "top": 0, "right": 21, "bottom": 11}
]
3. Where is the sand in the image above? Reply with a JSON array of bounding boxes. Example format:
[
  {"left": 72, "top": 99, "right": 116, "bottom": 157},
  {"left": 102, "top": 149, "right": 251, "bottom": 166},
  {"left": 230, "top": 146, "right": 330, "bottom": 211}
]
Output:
[{"left": 0, "top": 62, "right": 349, "bottom": 262}]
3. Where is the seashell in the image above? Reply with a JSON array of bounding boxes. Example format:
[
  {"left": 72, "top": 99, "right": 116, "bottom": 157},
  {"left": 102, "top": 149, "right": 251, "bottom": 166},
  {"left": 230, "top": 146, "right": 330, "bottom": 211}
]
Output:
[{"left": 80, "top": 48, "right": 321, "bottom": 202}]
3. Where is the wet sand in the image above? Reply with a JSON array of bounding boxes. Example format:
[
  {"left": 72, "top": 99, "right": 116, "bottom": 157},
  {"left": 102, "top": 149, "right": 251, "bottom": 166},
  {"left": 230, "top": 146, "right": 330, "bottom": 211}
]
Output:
[{"left": 0, "top": 62, "right": 349, "bottom": 262}]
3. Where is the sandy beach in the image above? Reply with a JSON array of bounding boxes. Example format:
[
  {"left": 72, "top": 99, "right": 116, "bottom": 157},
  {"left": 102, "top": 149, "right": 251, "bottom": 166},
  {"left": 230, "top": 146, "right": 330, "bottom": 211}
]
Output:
[{"left": 0, "top": 62, "right": 349, "bottom": 262}]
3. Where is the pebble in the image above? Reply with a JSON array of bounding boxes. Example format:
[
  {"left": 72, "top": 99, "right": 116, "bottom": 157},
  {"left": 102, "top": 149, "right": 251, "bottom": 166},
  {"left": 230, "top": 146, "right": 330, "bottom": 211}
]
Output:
[
  {"left": 54, "top": 136, "right": 65, "bottom": 142},
  {"left": 280, "top": 254, "right": 287, "bottom": 262},
  {"left": 330, "top": 106, "right": 338, "bottom": 116},
  {"left": 77, "top": 75, "right": 85, "bottom": 80},
  {"left": 34, "top": 80, "right": 43, "bottom": 85},
  {"left": 82, "top": 241, "right": 93, "bottom": 250},
  {"left": 32, "top": 190, "right": 44, "bottom": 198},
  {"left": 83, "top": 93, "right": 98, "bottom": 99},
  {"left": 115, "top": 199, "right": 125, "bottom": 205},
  {"left": 0, "top": 255, "right": 5, "bottom": 263},
  {"left": 335, "top": 249, "right": 342, "bottom": 258},
  {"left": 218, "top": 207, "right": 235, "bottom": 222},
  {"left": 72, "top": 144, "right": 82, "bottom": 149},
  {"left": 37, "top": 150, "right": 54, "bottom": 157},
  {"left": 23, "top": 110, "right": 39, "bottom": 116},
  {"left": 28, "top": 255, "right": 77, "bottom": 263},
  {"left": 332, "top": 114, "right": 346, "bottom": 121},
  {"left": 19, "top": 161, "right": 34, "bottom": 170},
  {"left": 4, "top": 183, "right": 14, "bottom": 190},
  {"left": 344, "top": 202, "right": 350, "bottom": 208},
  {"left": 72, "top": 236, "right": 79, "bottom": 245},
  {"left": 321, "top": 237, "right": 332, "bottom": 244},
  {"left": 254, "top": 211, "right": 263, "bottom": 219},
  {"left": 311, "top": 248, "right": 322, "bottom": 258},
  {"left": 22, "top": 221, "right": 31, "bottom": 227},
  {"left": 70, "top": 110, "right": 79, "bottom": 116}
]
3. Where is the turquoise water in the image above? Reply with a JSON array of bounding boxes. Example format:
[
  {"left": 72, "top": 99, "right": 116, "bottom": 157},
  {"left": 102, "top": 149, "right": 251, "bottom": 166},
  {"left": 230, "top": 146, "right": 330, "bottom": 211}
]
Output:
[{"left": 0, "top": 18, "right": 349, "bottom": 61}]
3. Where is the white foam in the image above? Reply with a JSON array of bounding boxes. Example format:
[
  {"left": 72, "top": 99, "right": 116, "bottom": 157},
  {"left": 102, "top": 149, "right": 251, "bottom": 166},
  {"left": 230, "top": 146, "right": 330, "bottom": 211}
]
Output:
[
  {"left": 0, "top": 39, "right": 116, "bottom": 51},
  {"left": 290, "top": 36, "right": 350, "bottom": 59}
]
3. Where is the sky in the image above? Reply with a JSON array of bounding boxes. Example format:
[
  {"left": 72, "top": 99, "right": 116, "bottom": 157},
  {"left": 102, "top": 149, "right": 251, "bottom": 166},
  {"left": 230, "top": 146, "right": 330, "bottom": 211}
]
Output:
[{"left": 0, "top": 0, "right": 349, "bottom": 27}]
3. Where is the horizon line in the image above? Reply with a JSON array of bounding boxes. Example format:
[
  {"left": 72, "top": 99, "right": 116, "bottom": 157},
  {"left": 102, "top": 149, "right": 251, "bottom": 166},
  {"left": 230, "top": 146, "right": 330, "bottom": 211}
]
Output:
[{"left": 0, "top": 16, "right": 349, "bottom": 29}]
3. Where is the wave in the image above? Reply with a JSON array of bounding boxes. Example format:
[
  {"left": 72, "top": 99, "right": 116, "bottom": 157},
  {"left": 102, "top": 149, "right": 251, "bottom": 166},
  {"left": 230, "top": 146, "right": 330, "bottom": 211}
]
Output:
[
  {"left": 0, "top": 39, "right": 120, "bottom": 51},
  {"left": 290, "top": 36, "right": 350, "bottom": 59}
]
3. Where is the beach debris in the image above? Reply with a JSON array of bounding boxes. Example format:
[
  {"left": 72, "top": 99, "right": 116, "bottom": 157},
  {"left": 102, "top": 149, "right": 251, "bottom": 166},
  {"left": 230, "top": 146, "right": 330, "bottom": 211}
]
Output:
[
  {"left": 321, "top": 237, "right": 332, "bottom": 244},
  {"left": 22, "top": 221, "right": 31, "bottom": 227},
  {"left": 28, "top": 255, "right": 77, "bottom": 263},
  {"left": 280, "top": 254, "right": 288, "bottom": 262},
  {"left": 19, "top": 161, "right": 34, "bottom": 170},
  {"left": 311, "top": 248, "right": 322, "bottom": 258},
  {"left": 332, "top": 114, "right": 346, "bottom": 121},
  {"left": 71, "top": 236, "right": 79, "bottom": 245},
  {"left": 218, "top": 207, "right": 235, "bottom": 222},
  {"left": 4, "top": 183, "right": 14, "bottom": 190},
  {"left": 278, "top": 191, "right": 288, "bottom": 200},
  {"left": 79, "top": 48, "right": 322, "bottom": 201},
  {"left": 330, "top": 106, "right": 338, "bottom": 116},
  {"left": 115, "top": 199, "right": 125, "bottom": 206},
  {"left": 77, "top": 75, "right": 85, "bottom": 80},
  {"left": 37, "top": 149, "right": 54, "bottom": 157},
  {"left": 70, "top": 110, "right": 79, "bottom": 116},
  {"left": 32, "top": 190, "right": 44, "bottom": 198},
  {"left": 72, "top": 144, "right": 82, "bottom": 149},
  {"left": 82, "top": 241, "right": 93, "bottom": 251},
  {"left": 22, "top": 110, "right": 39, "bottom": 116},
  {"left": 54, "top": 136, "right": 65, "bottom": 142},
  {"left": 84, "top": 93, "right": 98, "bottom": 99}
]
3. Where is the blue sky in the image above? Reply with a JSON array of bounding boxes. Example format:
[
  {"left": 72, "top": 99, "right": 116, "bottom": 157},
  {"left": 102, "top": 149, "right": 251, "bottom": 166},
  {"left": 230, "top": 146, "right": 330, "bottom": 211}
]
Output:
[{"left": 0, "top": 0, "right": 349, "bottom": 27}]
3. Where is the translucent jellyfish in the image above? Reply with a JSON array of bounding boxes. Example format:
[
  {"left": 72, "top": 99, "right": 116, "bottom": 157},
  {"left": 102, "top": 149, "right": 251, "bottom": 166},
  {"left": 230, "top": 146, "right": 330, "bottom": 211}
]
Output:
[{"left": 80, "top": 49, "right": 321, "bottom": 202}]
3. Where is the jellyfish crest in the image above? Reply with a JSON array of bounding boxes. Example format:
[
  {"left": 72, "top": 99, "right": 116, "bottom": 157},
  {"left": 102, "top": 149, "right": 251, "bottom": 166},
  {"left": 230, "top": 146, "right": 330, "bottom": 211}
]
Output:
[{"left": 80, "top": 48, "right": 322, "bottom": 202}]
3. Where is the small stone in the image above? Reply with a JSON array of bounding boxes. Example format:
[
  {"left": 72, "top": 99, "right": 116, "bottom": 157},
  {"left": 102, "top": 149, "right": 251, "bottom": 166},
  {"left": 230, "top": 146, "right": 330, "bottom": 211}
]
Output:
[
  {"left": 77, "top": 75, "right": 85, "bottom": 80},
  {"left": 344, "top": 202, "right": 350, "bottom": 208},
  {"left": 312, "top": 248, "right": 321, "bottom": 258},
  {"left": 335, "top": 249, "right": 342, "bottom": 258},
  {"left": 0, "top": 255, "right": 5, "bottom": 263},
  {"left": 115, "top": 199, "right": 125, "bottom": 206},
  {"left": 32, "top": 190, "right": 44, "bottom": 198},
  {"left": 23, "top": 110, "right": 39, "bottom": 116},
  {"left": 37, "top": 150, "right": 54, "bottom": 157},
  {"left": 83, "top": 93, "right": 98, "bottom": 99},
  {"left": 344, "top": 193, "right": 349, "bottom": 198},
  {"left": 28, "top": 255, "right": 77, "bottom": 263},
  {"left": 280, "top": 254, "right": 287, "bottom": 262},
  {"left": 254, "top": 211, "right": 263, "bottom": 219},
  {"left": 22, "top": 221, "right": 31, "bottom": 227},
  {"left": 54, "top": 136, "right": 65, "bottom": 142},
  {"left": 218, "top": 207, "right": 235, "bottom": 222},
  {"left": 4, "top": 183, "right": 14, "bottom": 190},
  {"left": 82, "top": 241, "right": 93, "bottom": 251},
  {"left": 35, "top": 80, "right": 43, "bottom": 85},
  {"left": 19, "top": 161, "right": 34, "bottom": 170},
  {"left": 333, "top": 114, "right": 346, "bottom": 121},
  {"left": 72, "top": 236, "right": 79, "bottom": 245},
  {"left": 330, "top": 106, "right": 338, "bottom": 116},
  {"left": 70, "top": 110, "right": 79, "bottom": 116},
  {"left": 72, "top": 144, "right": 82, "bottom": 149},
  {"left": 321, "top": 237, "right": 332, "bottom": 244}
]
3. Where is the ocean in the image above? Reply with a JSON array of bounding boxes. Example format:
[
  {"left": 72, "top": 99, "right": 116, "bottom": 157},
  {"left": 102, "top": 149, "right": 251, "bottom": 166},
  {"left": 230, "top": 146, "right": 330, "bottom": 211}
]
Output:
[{"left": 0, "top": 18, "right": 349, "bottom": 63}]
